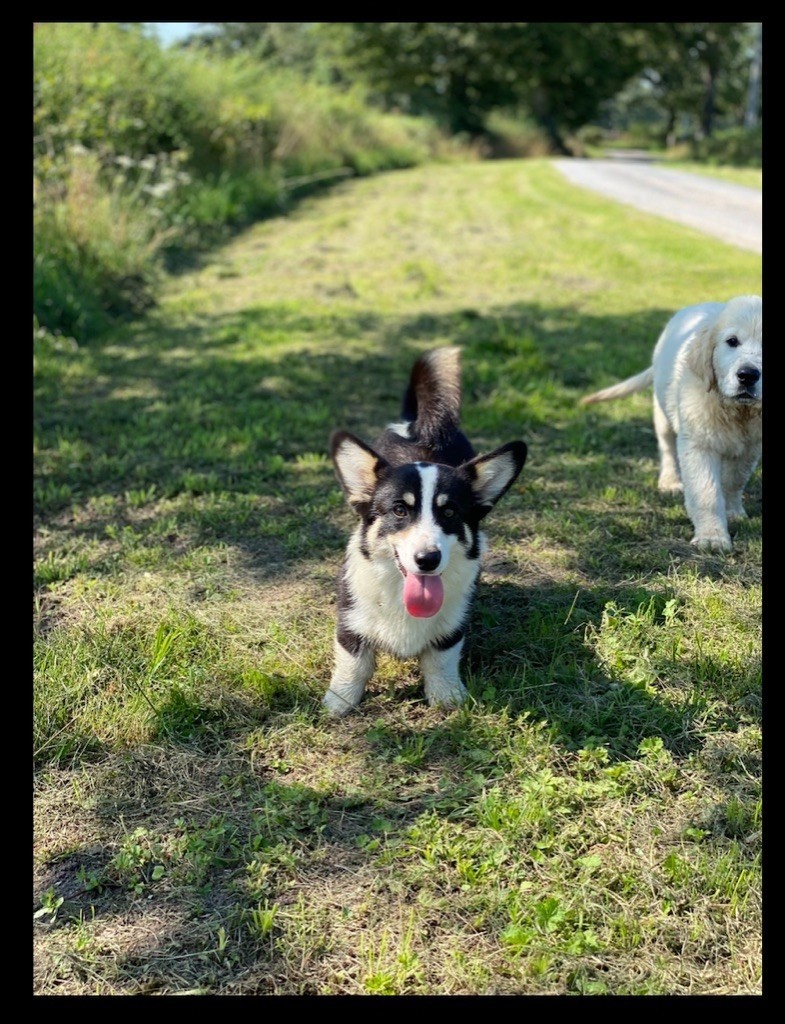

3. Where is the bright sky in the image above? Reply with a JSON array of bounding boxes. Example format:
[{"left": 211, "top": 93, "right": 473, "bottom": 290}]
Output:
[{"left": 145, "top": 23, "right": 203, "bottom": 47}]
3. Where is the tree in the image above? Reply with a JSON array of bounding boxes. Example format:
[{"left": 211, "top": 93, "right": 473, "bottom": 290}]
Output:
[
  {"left": 324, "top": 23, "right": 647, "bottom": 152},
  {"left": 507, "top": 23, "right": 647, "bottom": 152},
  {"left": 180, "top": 22, "right": 321, "bottom": 72},
  {"left": 689, "top": 23, "right": 753, "bottom": 136},
  {"left": 743, "top": 22, "right": 762, "bottom": 129},
  {"left": 634, "top": 23, "right": 757, "bottom": 142},
  {"left": 322, "top": 23, "right": 521, "bottom": 137}
]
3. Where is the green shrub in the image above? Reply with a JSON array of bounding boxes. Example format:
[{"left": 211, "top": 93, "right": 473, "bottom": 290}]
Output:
[
  {"left": 170, "top": 170, "right": 286, "bottom": 240},
  {"left": 484, "top": 111, "right": 560, "bottom": 157},
  {"left": 33, "top": 24, "right": 450, "bottom": 342},
  {"left": 34, "top": 149, "right": 172, "bottom": 337},
  {"left": 34, "top": 23, "right": 219, "bottom": 168},
  {"left": 690, "top": 126, "right": 762, "bottom": 168}
]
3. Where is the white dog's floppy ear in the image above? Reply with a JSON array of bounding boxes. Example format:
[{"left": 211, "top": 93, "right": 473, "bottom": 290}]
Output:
[
  {"left": 330, "top": 430, "right": 388, "bottom": 511},
  {"left": 685, "top": 317, "right": 719, "bottom": 392},
  {"left": 462, "top": 441, "right": 527, "bottom": 518}
]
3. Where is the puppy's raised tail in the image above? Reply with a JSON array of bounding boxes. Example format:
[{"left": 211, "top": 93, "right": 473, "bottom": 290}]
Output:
[
  {"left": 579, "top": 367, "right": 654, "bottom": 406},
  {"left": 401, "top": 347, "right": 462, "bottom": 445}
]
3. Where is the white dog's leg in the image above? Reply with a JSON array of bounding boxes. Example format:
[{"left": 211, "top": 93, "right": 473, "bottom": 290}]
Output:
[
  {"left": 653, "top": 396, "right": 682, "bottom": 492},
  {"left": 677, "top": 438, "right": 732, "bottom": 551},
  {"left": 323, "top": 639, "right": 376, "bottom": 717},
  {"left": 420, "top": 637, "right": 468, "bottom": 709},
  {"left": 722, "top": 453, "right": 760, "bottom": 521}
]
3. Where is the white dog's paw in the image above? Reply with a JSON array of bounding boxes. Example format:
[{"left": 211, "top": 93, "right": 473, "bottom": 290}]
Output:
[
  {"left": 691, "top": 532, "right": 732, "bottom": 553},
  {"left": 424, "top": 679, "right": 468, "bottom": 710},
  {"left": 658, "top": 477, "right": 683, "bottom": 494},
  {"left": 322, "top": 688, "right": 361, "bottom": 717},
  {"left": 726, "top": 506, "right": 747, "bottom": 522}
]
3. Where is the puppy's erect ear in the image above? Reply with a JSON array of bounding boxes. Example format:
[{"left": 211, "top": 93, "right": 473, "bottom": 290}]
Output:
[
  {"left": 330, "top": 430, "right": 389, "bottom": 512},
  {"left": 462, "top": 441, "right": 527, "bottom": 519}
]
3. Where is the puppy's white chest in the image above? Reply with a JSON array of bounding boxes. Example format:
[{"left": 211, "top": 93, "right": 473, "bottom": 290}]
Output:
[{"left": 344, "top": 532, "right": 480, "bottom": 658}]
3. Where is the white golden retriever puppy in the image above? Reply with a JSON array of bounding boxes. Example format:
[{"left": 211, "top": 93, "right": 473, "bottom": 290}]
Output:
[{"left": 580, "top": 296, "right": 762, "bottom": 551}]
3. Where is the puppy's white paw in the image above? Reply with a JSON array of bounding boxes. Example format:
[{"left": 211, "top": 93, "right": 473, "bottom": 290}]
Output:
[
  {"left": 691, "top": 532, "right": 732, "bottom": 553},
  {"left": 658, "top": 478, "right": 683, "bottom": 494},
  {"left": 726, "top": 506, "right": 747, "bottom": 522},
  {"left": 323, "top": 688, "right": 361, "bottom": 717},
  {"left": 424, "top": 680, "right": 468, "bottom": 710}
]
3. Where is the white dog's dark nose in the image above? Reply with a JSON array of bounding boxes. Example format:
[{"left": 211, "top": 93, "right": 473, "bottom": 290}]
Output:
[
  {"left": 414, "top": 548, "right": 441, "bottom": 573},
  {"left": 737, "top": 365, "right": 760, "bottom": 386}
]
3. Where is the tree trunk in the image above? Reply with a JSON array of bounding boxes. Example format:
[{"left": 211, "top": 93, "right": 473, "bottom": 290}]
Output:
[
  {"left": 664, "top": 108, "right": 678, "bottom": 149},
  {"left": 744, "top": 22, "right": 762, "bottom": 129},
  {"left": 446, "top": 76, "right": 486, "bottom": 137},
  {"left": 701, "top": 67, "right": 716, "bottom": 138},
  {"left": 532, "top": 87, "right": 571, "bottom": 156}
]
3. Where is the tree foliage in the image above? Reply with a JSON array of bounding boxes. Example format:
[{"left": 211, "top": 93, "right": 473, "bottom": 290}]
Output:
[
  {"left": 319, "top": 23, "right": 649, "bottom": 151},
  {"left": 173, "top": 22, "right": 760, "bottom": 150},
  {"left": 635, "top": 23, "right": 759, "bottom": 141},
  {"left": 177, "top": 22, "right": 760, "bottom": 150},
  {"left": 180, "top": 22, "right": 322, "bottom": 73}
]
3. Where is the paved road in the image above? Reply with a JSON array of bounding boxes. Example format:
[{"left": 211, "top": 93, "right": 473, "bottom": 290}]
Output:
[{"left": 553, "top": 157, "right": 762, "bottom": 254}]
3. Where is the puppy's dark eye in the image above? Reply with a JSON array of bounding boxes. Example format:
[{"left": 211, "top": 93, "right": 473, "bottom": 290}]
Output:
[
  {"left": 443, "top": 506, "right": 455, "bottom": 518},
  {"left": 726, "top": 335, "right": 740, "bottom": 348},
  {"left": 392, "top": 502, "right": 408, "bottom": 518}
]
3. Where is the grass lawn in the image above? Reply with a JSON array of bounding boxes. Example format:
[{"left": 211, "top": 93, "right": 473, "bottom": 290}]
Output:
[
  {"left": 656, "top": 161, "right": 762, "bottom": 189},
  {"left": 34, "top": 157, "right": 762, "bottom": 995}
]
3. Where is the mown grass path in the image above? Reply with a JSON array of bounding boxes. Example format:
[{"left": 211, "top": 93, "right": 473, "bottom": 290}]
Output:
[{"left": 34, "top": 159, "right": 762, "bottom": 995}]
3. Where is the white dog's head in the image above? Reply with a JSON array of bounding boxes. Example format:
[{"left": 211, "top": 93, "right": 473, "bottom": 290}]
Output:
[{"left": 689, "top": 295, "right": 762, "bottom": 405}]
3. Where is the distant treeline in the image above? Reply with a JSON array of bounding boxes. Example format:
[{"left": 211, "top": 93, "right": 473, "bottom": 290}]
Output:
[
  {"left": 183, "top": 23, "right": 762, "bottom": 153},
  {"left": 34, "top": 22, "right": 762, "bottom": 344}
]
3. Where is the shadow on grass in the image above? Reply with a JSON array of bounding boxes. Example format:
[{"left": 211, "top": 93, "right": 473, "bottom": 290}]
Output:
[
  {"left": 34, "top": 296, "right": 762, "bottom": 751},
  {"left": 33, "top": 560, "right": 761, "bottom": 991},
  {"left": 34, "top": 301, "right": 692, "bottom": 574},
  {"left": 34, "top": 300, "right": 672, "bottom": 484},
  {"left": 33, "top": 725, "right": 465, "bottom": 993},
  {"left": 33, "top": 597, "right": 760, "bottom": 993},
  {"left": 34, "top": 299, "right": 761, "bottom": 991},
  {"left": 468, "top": 578, "right": 760, "bottom": 754},
  {"left": 34, "top": 296, "right": 762, "bottom": 755}
]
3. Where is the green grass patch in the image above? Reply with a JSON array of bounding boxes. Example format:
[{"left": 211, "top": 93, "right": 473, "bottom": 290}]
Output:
[
  {"left": 656, "top": 161, "right": 762, "bottom": 189},
  {"left": 34, "top": 158, "right": 761, "bottom": 996}
]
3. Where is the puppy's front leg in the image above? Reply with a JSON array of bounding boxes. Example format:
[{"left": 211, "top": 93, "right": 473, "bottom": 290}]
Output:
[
  {"left": 323, "top": 632, "right": 376, "bottom": 717},
  {"left": 420, "top": 634, "right": 468, "bottom": 709},
  {"left": 677, "top": 438, "right": 731, "bottom": 551},
  {"left": 722, "top": 451, "right": 760, "bottom": 521}
]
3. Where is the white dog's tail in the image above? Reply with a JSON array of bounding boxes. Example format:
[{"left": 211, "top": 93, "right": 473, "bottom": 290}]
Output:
[{"left": 579, "top": 367, "right": 654, "bottom": 406}]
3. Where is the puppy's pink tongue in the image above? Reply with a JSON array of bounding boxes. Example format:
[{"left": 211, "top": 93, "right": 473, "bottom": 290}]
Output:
[{"left": 403, "top": 573, "right": 444, "bottom": 617}]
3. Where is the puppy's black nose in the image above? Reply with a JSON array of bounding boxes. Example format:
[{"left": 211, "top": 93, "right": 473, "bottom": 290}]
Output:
[
  {"left": 737, "top": 365, "right": 760, "bottom": 386},
  {"left": 414, "top": 549, "right": 441, "bottom": 573}
]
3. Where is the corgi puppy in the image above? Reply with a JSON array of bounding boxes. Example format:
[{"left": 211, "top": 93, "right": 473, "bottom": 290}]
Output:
[{"left": 324, "top": 347, "right": 527, "bottom": 716}]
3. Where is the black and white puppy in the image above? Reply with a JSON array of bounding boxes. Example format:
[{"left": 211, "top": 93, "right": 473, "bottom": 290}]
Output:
[{"left": 324, "top": 347, "right": 527, "bottom": 716}]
